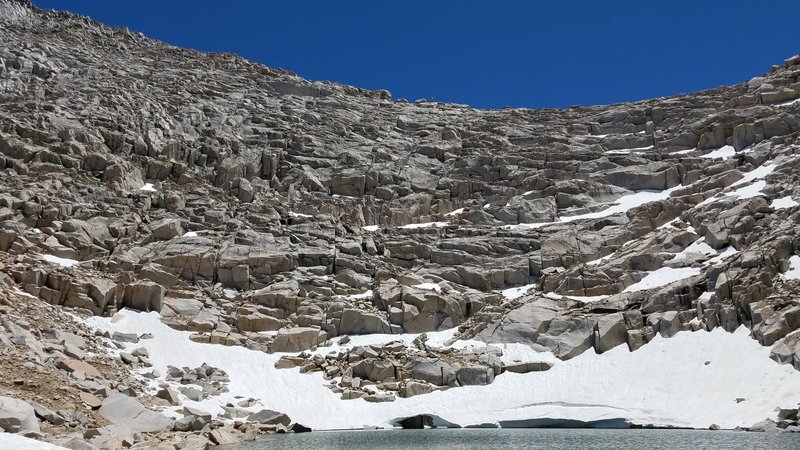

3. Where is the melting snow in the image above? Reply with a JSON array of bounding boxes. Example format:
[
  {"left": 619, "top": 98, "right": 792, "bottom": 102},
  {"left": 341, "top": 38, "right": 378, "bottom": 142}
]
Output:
[
  {"left": 586, "top": 253, "right": 615, "bottom": 266},
  {"left": 701, "top": 145, "right": 735, "bottom": 160},
  {"left": 42, "top": 254, "right": 79, "bottom": 267},
  {"left": 414, "top": 283, "right": 442, "bottom": 293},
  {"left": 605, "top": 145, "right": 654, "bottom": 155},
  {"left": 344, "top": 290, "right": 373, "bottom": 300},
  {"left": 623, "top": 267, "right": 700, "bottom": 293},
  {"left": 776, "top": 98, "right": 800, "bottom": 108},
  {"left": 0, "top": 434, "right": 64, "bottom": 449},
  {"left": 544, "top": 292, "right": 609, "bottom": 303},
  {"left": 13, "top": 287, "right": 38, "bottom": 299},
  {"left": 731, "top": 162, "right": 777, "bottom": 187},
  {"left": 772, "top": 196, "right": 799, "bottom": 209},
  {"left": 560, "top": 186, "right": 682, "bottom": 223},
  {"left": 673, "top": 240, "right": 716, "bottom": 261},
  {"left": 782, "top": 256, "right": 800, "bottom": 281},
  {"left": 140, "top": 183, "right": 156, "bottom": 192},
  {"left": 84, "top": 310, "right": 800, "bottom": 430},
  {"left": 731, "top": 180, "right": 767, "bottom": 200},
  {"left": 706, "top": 246, "right": 739, "bottom": 265},
  {"left": 501, "top": 284, "right": 536, "bottom": 300},
  {"left": 508, "top": 186, "right": 682, "bottom": 230},
  {"left": 699, "top": 161, "right": 779, "bottom": 206},
  {"left": 401, "top": 222, "right": 448, "bottom": 229}
]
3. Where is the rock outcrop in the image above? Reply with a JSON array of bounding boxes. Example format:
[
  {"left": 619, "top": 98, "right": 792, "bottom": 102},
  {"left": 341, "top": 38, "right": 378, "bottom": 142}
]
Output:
[{"left": 1, "top": 0, "right": 800, "bottom": 441}]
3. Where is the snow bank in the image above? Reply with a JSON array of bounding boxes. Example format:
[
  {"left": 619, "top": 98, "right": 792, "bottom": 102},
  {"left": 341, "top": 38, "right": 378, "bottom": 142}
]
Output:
[
  {"left": 586, "top": 253, "right": 615, "bottom": 266},
  {"left": 84, "top": 310, "right": 800, "bottom": 430},
  {"left": 782, "top": 256, "right": 800, "bottom": 281},
  {"left": 42, "top": 255, "right": 79, "bottom": 267},
  {"left": 731, "top": 162, "right": 777, "bottom": 187},
  {"left": 401, "top": 222, "right": 448, "bottom": 229},
  {"left": 698, "top": 161, "right": 778, "bottom": 206},
  {"left": 706, "top": 246, "right": 738, "bottom": 265},
  {"left": 776, "top": 98, "right": 800, "bottom": 108},
  {"left": 673, "top": 240, "right": 716, "bottom": 261},
  {"left": 559, "top": 186, "right": 681, "bottom": 224},
  {"left": 0, "top": 434, "right": 65, "bottom": 449},
  {"left": 344, "top": 290, "right": 373, "bottom": 300},
  {"left": 508, "top": 186, "right": 682, "bottom": 230},
  {"left": 501, "top": 284, "right": 535, "bottom": 300},
  {"left": 732, "top": 180, "right": 767, "bottom": 200},
  {"left": 605, "top": 145, "right": 654, "bottom": 155},
  {"left": 623, "top": 267, "right": 700, "bottom": 293},
  {"left": 772, "top": 196, "right": 799, "bottom": 209},
  {"left": 701, "top": 145, "right": 735, "bottom": 160},
  {"left": 414, "top": 283, "right": 442, "bottom": 293},
  {"left": 544, "top": 292, "right": 609, "bottom": 303}
]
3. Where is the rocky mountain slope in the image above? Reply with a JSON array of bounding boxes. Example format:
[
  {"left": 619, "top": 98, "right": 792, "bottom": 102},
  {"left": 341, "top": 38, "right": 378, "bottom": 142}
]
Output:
[{"left": 2, "top": 0, "right": 800, "bottom": 446}]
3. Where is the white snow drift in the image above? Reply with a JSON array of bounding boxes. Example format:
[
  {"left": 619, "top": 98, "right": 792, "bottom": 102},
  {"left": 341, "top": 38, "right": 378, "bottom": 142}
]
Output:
[{"left": 85, "top": 309, "right": 800, "bottom": 430}]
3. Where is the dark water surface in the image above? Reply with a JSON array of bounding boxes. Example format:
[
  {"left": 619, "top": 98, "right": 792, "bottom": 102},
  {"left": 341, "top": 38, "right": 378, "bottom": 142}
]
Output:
[{"left": 232, "top": 428, "right": 800, "bottom": 450}]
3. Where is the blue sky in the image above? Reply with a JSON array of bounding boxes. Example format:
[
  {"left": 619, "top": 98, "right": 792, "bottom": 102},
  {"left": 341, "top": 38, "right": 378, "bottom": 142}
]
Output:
[{"left": 34, "top": 1, "right": 800, "bottom": 109}]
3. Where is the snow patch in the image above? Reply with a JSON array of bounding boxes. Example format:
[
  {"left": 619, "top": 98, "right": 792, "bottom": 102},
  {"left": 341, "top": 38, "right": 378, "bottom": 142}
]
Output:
[
  {"left": 586, "top": 253, "right": 615, "bottom": 266},
  {"left": 182, "top": 231, "right": 198, "bottom": 237},
  {"left": 444, "top": 208, "right": 464, "bottom": 217},
  {"left": 362, "top": 225, "right": 380, "bottom": 232},
  {"left": 605, "top": 145, "right": 654, "bottom": 155},
  {"left": 0, "top": 434, "right": 65, "bottom": 449},
  {"left": 507, "top": 186, "right": 682, "bottom": 230},
  {"left": 414, "top": 283, "right": 442, "bottom": 293},
  {"left": 732, "top": 180, "right": 767, "bottom": 200},
  {"left": 13, "top": 287, "right": 39, "bottom": 300},
  {"left": 344, "top": 290, "right": 373, "bottom": 300},
  {"left": 706, "top": 246, "right": 739, "bottom": 265},
  {"left": 772, "top": 196, "right": 799, "bottom": 209},
  {"left": 84, "top": 310, "right": 800, "bottom": 430},
  {"left": 782, "top": 256, "right": 800, "bottom": 281},
  {"left": 401, "top": 222, "right": 448, "bottom": 229},
  {"left": 698, "top": 292, "right": 714, "bottom": 300},
  {"left": 289, "top": 211, "right": 313, "bottom": 219},
  {"left": 776, "top": 98, "right": 800, "bottom": 108},
  {"left": 501, "top": 284, "right": 536, "bottom": 300},
  {"left": 731, "top": 162, "right": 777, "bottom": 188},
  {"left": 623, "top": 267, "right": 700, "bottom": 293},
  {"left": 673, "top": 239, "right": 716, "bottom": 261},
  {"left": 139, "top": 183, "right": 156, "bottom": 192},
  {"left": 560, "top": 186, "right": 681, "bottom": 223},
  {"left": 42, "top": 254, "right": 79, "bottom": 267},
  {"left": 545, "top": 292, "right": 609, "bottom": 303},
  {"left": 701, "top": 145, "right": 735, "bottom": 160}
]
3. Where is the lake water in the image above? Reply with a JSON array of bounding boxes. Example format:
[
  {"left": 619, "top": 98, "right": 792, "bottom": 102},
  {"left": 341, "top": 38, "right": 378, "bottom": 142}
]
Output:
[{"left": 232, "top": 428, "right": 800, "bottom": 450}]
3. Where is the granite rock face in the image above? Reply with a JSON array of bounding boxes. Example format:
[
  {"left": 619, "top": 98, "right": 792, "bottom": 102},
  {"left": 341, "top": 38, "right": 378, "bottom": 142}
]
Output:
[{"left": 1, "top": 0, "right": 800, "bottom": 434}]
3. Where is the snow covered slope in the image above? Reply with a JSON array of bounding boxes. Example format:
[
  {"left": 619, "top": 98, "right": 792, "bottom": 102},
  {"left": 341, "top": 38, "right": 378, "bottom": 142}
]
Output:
[{"left": 87, "top": 309, "right": 800, "bottom": 430}]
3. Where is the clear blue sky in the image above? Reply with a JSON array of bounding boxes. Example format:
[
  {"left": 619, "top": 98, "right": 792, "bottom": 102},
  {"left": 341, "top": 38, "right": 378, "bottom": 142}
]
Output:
[{"left": 34, "top": 0, "right": 800, "bottom": 109}]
